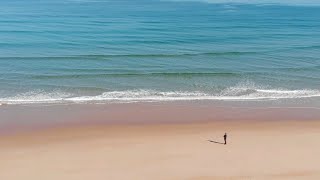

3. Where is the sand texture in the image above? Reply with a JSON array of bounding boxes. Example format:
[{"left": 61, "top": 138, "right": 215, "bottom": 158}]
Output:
[{"left": 1, "top": 120, "right": 320, "bottom": 180}]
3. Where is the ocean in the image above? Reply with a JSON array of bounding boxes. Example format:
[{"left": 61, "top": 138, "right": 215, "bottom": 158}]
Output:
[{"left": 0, "top": 0, "right": 320, "bottom": 105}]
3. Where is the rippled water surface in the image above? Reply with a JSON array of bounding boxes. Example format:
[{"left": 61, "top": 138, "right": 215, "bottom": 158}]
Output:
[{"left": 0, "top": 0, "right": 320, "bottom": 104}]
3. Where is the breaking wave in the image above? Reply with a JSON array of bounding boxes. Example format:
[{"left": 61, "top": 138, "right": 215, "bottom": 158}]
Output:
[{"left": 1, "top": 87, "right": 320, "bottom": 105}]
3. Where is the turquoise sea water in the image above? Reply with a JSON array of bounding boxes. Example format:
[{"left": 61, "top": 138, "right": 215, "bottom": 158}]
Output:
[{"left": 0, "top": 0, "right": 320, "bottom": 104}]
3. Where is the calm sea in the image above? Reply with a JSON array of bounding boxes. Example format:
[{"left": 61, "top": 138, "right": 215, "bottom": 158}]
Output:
[{"left": 0, "top": 0, "right": 320, "bottom": 104}]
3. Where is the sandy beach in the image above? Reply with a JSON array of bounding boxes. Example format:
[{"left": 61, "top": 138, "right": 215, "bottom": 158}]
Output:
[
  {"left": 1, "top": 0, "right": 320, "bottom": 179},
  {"left": 1, "top": 103, "right": 320, "bottom": 180}
]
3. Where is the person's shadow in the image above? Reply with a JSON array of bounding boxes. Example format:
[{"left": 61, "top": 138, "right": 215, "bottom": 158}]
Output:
[{"left": 207, "top": 140, "right": 225, "bottom": 145}]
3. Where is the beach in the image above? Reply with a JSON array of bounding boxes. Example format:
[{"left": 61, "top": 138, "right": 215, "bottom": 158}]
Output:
[
  {"left": 1, "top": 102, "right": 320, "bottom": 179},
  {"left": 1, "top": 0, "right": 320, "bottom": 179}
]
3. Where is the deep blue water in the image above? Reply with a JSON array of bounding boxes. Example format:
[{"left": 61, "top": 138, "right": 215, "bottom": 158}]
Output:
[{"left": 0, "top": 0, "right": 320, "bottom": 104}]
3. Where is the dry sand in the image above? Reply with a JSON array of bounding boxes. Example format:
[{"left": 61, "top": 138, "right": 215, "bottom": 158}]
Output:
[{"left": 1, "top": 120, "right": 320, "bottom": 180}]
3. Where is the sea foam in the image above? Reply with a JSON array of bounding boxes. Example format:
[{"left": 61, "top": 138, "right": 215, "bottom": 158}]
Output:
[{"left": 1, "top": 87, "right": 320, "bottom": 105}]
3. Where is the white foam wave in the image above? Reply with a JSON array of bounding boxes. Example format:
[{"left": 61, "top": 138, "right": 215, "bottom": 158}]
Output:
[
  {"left": 1, "top": 88, "right": 320, "bottom": 105},
  {"left": 0, "top": 91, "right": 72, "bottom": 105}
]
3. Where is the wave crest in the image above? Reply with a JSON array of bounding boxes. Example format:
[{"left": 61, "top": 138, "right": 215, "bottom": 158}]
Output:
[{"left": 1, "top": 87, "right": 320, "bottom": 105}]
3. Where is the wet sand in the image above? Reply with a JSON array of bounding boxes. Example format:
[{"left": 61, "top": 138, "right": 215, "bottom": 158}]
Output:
[{"left": 1, "top": 102, "right": 320, "bottom": 179}]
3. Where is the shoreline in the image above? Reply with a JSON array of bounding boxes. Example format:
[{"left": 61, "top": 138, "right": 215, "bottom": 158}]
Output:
[{"left": 1, "top": 101, "right": 320, "bottom": 135}]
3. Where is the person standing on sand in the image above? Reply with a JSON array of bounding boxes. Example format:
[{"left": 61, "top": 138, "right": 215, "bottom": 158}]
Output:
[{"left": 224, "top": 133, "right": 227, "bottom": 145}]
